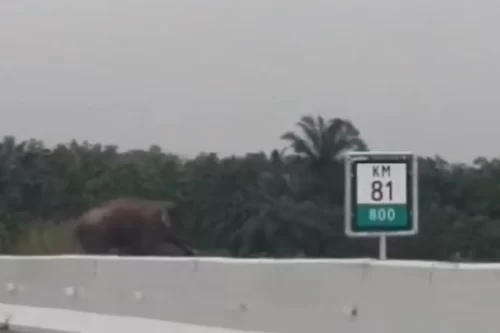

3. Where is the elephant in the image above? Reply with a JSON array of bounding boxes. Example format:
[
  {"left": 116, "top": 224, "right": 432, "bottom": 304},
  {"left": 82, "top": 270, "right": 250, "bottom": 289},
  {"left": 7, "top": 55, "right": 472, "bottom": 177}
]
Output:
[{"left": 74, "top": 197, "right": 196, "bottom": 256}]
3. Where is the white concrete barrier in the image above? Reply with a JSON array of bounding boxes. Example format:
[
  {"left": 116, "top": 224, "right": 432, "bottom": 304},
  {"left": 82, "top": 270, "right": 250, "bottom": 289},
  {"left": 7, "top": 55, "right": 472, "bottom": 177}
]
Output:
[{"left": 0, "top": 256, "right": 499, "bottom": 333}]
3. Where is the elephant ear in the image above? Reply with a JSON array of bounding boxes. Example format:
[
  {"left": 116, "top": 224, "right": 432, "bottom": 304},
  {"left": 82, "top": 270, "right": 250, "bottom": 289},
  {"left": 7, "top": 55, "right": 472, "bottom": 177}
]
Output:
[
  {"left": 160, "top": 209, "right": 172, "bottom": 229},
  {"left": 160, "top": 202, "right": 181, "bottom": 230}
]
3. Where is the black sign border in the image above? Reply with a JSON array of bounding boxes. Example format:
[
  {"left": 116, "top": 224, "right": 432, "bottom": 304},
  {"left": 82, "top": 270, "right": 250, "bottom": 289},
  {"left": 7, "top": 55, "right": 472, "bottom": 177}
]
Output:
[{"left": 350, "top": 159, "right": 413, "bottom": 233}]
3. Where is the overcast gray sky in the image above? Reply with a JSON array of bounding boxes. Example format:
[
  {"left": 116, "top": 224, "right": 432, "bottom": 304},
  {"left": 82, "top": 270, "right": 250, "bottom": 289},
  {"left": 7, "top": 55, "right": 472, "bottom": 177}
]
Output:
[{"left": 1, "top": 0, "right": 499, "bottom": 162}]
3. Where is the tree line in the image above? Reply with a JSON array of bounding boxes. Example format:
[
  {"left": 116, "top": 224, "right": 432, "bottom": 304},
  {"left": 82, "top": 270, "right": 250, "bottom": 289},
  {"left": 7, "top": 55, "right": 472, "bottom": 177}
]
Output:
[{"left": 1, "top": 115, "right": 499, "bottom": 261}]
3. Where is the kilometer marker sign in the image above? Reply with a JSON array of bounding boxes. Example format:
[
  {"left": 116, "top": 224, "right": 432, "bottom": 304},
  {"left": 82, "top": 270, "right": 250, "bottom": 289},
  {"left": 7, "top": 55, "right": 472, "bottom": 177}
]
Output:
[{"left": 344, "top": 151, "right": 418, "bottom": 237}]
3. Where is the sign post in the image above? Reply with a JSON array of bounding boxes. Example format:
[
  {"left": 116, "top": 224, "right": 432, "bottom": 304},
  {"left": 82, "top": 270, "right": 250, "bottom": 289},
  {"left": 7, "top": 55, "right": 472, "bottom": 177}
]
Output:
[{"left": 344, "top": 151, "right": 419, "bottom": 260}]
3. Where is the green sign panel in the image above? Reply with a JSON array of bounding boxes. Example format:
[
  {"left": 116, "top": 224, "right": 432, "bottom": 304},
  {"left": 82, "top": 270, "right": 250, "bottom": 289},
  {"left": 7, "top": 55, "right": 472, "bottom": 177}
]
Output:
[
  {"left": 344, "top": 152, "right": 419, "bottom": 237},
  {"left": 356, "top": 204, "right": 408, "bottom": 228}
]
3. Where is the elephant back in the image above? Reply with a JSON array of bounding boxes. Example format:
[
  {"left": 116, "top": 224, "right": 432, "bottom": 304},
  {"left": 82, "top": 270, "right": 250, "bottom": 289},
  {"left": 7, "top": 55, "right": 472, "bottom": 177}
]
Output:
[{"left": 78, "top": 197, "right": 181, "bottom": 230}]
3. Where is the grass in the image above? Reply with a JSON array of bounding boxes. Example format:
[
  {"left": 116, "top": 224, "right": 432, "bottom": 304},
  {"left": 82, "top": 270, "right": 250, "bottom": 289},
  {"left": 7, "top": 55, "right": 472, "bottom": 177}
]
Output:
[{"left": 10, "top": 220, "right": 81, "bottom": 255}]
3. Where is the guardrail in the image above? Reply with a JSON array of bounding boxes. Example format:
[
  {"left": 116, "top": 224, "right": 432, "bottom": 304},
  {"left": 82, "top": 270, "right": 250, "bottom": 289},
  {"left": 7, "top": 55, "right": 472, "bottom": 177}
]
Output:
[{"left": 0, "top": 255, "right": 498, "bottom": 333}]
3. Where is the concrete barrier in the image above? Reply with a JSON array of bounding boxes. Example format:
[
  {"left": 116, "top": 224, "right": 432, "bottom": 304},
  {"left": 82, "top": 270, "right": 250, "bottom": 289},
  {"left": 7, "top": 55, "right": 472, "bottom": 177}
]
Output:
[{"left": 0, "top": 256, "right": 499, "bottom": 333}]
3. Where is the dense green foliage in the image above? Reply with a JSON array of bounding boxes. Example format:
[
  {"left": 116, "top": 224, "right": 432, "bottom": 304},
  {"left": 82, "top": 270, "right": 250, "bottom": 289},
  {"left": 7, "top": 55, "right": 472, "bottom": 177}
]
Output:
[{"left": 1, "top": 115, "right": 500, "bottom": 261}]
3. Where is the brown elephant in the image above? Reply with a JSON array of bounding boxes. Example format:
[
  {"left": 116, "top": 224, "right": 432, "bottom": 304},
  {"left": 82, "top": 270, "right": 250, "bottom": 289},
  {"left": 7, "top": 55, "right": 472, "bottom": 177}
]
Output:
[{"left": 74, "top": 197, "right": 196, "bottom": 256}]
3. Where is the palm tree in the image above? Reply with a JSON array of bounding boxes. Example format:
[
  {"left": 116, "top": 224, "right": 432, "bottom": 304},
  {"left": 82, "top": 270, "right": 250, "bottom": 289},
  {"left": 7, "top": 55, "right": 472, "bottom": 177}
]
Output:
[
  {"left": 280, "top": 115, "right": 367, "bottom": 204},
  {"left": 280, "top": 115, "right": 367, "bottom": 166}
]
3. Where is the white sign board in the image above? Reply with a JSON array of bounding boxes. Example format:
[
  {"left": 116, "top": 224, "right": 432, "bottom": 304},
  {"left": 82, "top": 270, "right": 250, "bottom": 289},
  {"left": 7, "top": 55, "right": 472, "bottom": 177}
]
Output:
[{"left": 355, "top": 162, "right": 408, "bottom": 204}]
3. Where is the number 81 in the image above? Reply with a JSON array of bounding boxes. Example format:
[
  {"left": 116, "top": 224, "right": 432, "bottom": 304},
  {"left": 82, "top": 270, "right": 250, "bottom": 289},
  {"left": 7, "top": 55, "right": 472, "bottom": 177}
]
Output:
[{"left": 371, "top": 180, "right": 393, "bottom": 201}]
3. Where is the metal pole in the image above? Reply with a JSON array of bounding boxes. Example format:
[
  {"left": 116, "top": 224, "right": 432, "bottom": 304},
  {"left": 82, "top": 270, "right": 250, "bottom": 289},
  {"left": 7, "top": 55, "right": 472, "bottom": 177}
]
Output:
[
  {"left": 344, "top": 155, "right": 352, "bottom": 236},
  {"left": 412, "top": 154, "right": 419, "bottom": 234},
  {"left": 379, "top": 234, "right": 387, "bottom": 260}
]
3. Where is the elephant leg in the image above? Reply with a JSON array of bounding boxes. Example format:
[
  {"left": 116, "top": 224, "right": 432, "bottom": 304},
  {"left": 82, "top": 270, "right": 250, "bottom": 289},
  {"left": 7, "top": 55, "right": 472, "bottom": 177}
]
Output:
[
  {"left": 151, "top": 242, "right": 186, "bottom": 256},
  {"left": 79, "top": 242, "right": 110, "bottom": 255},
  {"left": 164, "top": 234, "right": 196, "bottom": 256},
  {"left": 134, "top": 229, "right": 169, "bottom": 256},
  {"left": 75, "top": 224, "right": 111, "bottom": 255},
  {"left": 128, "top": 237, "right": 154, "bottom": 256},
  {"left": 114, "top": 247, "right": 141, "bottom": 256}
]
